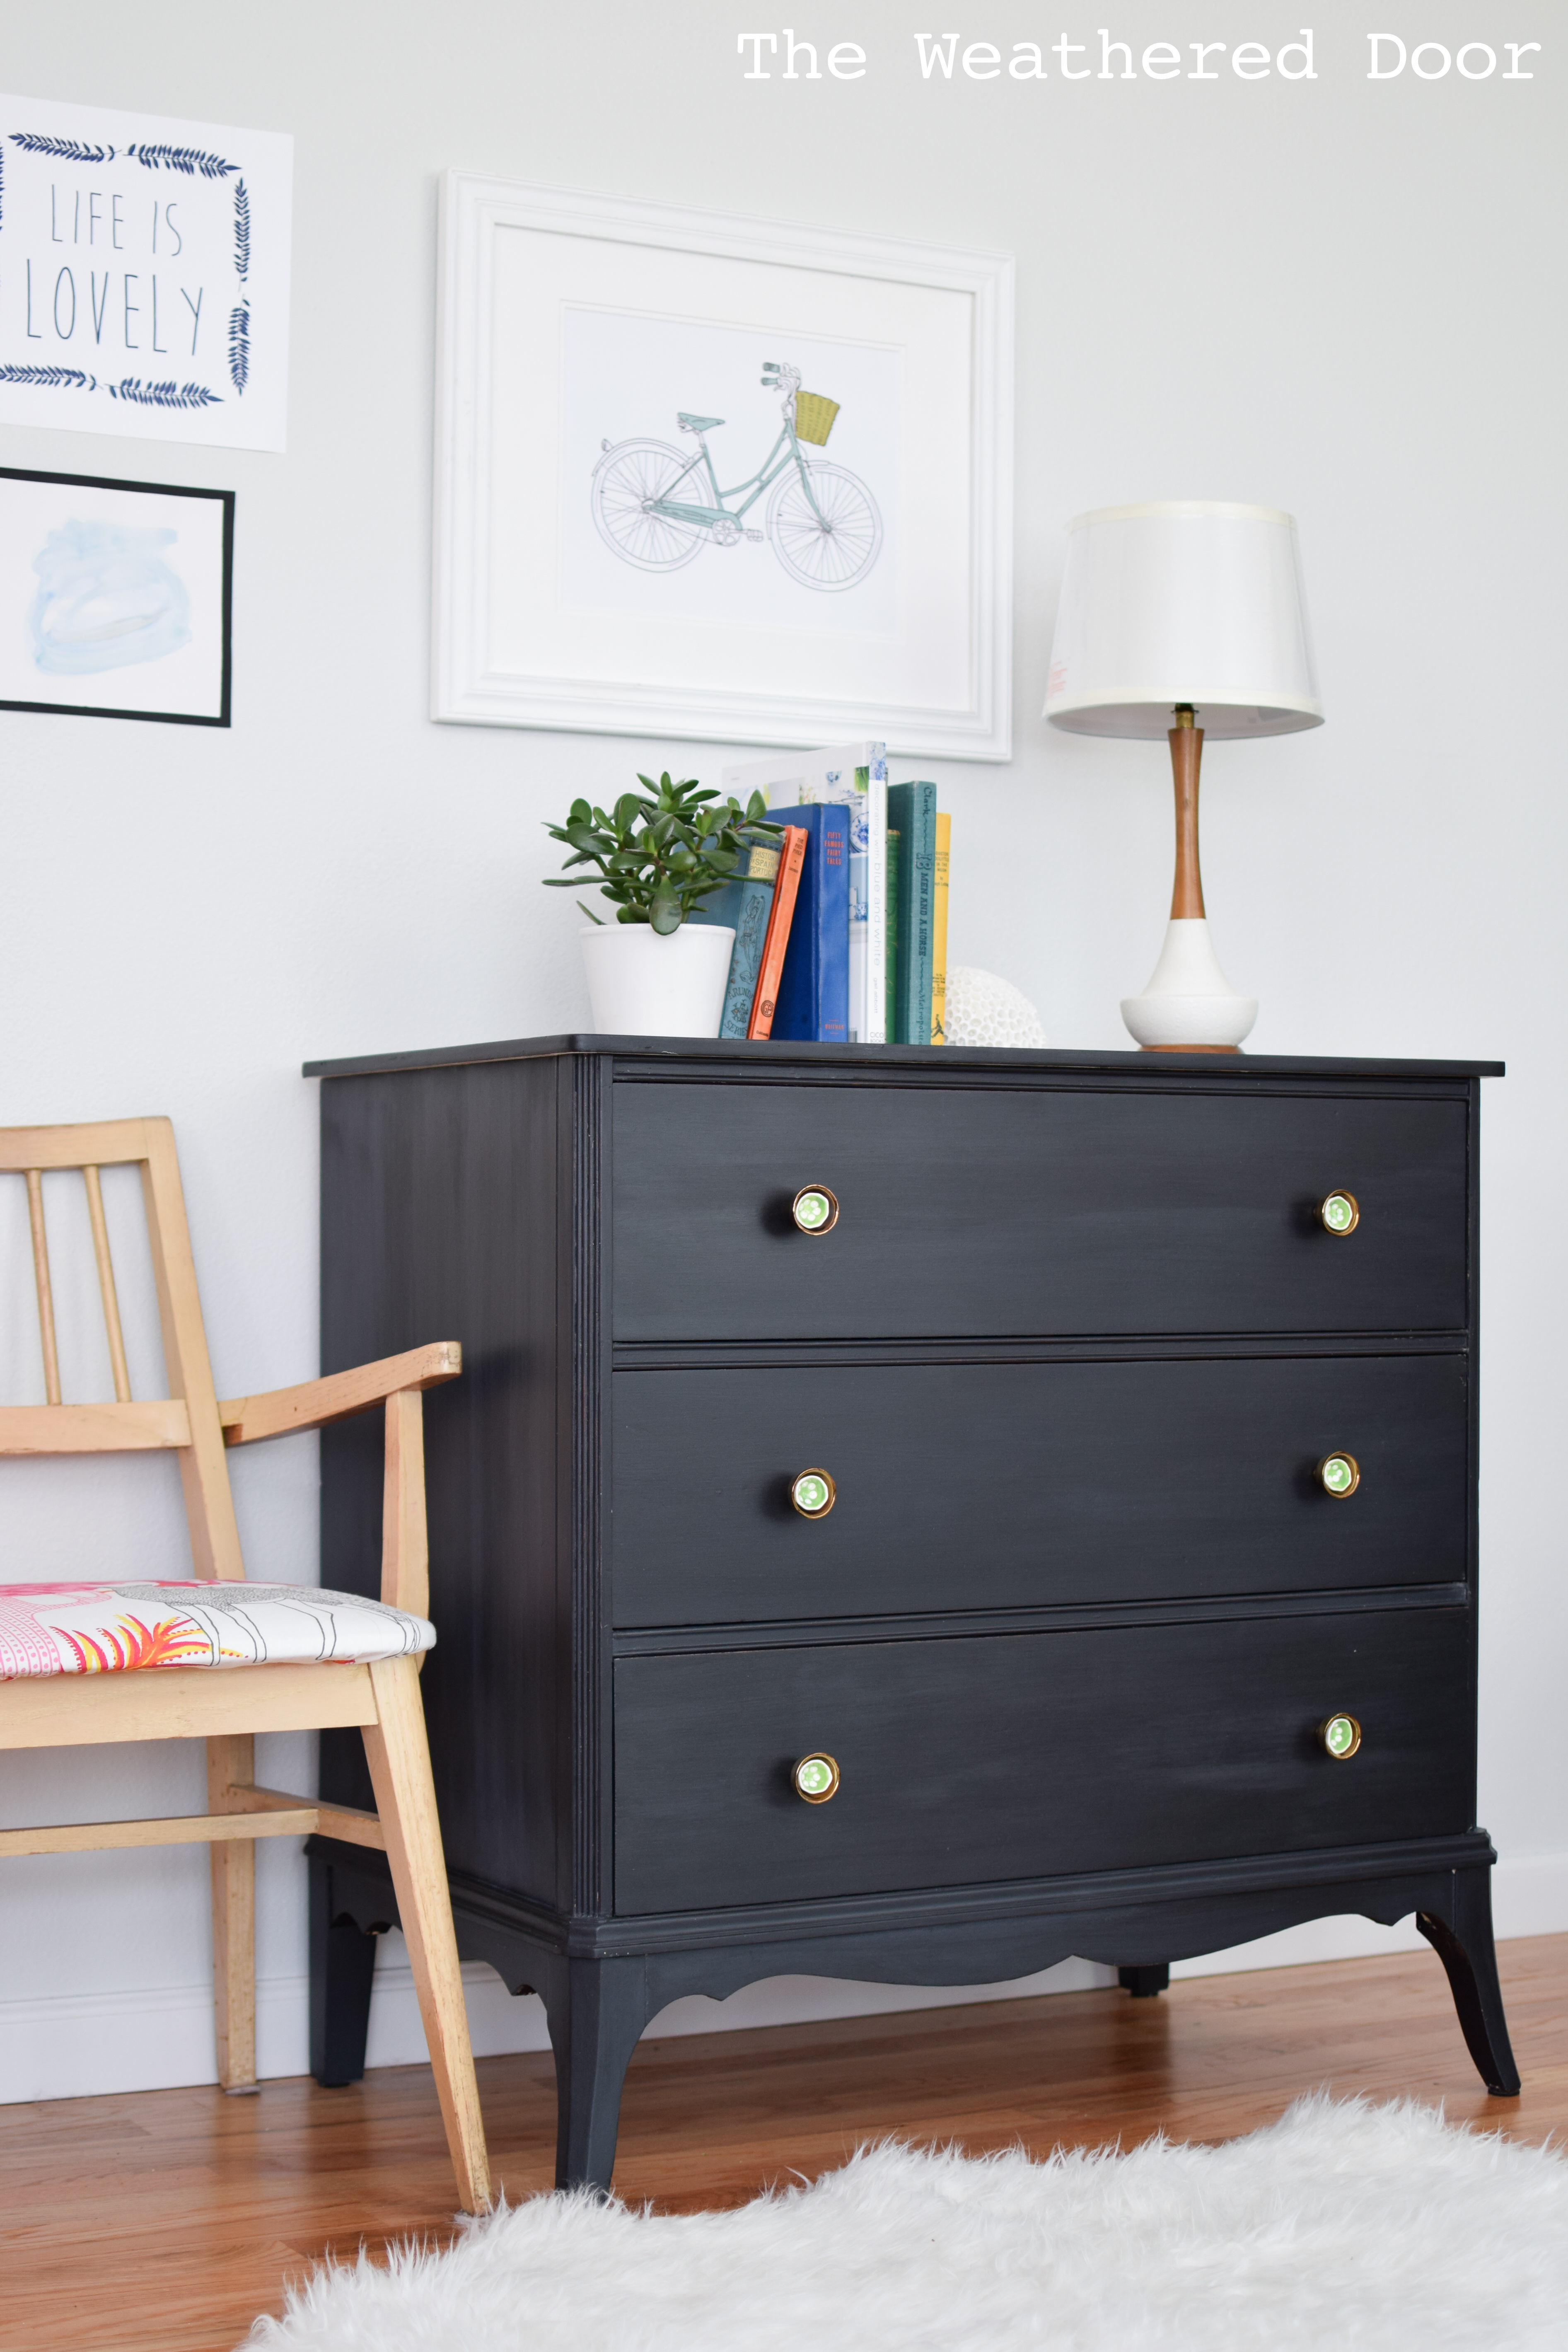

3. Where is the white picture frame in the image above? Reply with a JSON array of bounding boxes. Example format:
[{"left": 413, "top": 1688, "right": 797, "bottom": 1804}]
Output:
[{"left": 432, "top": 175, "right": 1014, "bottom": 760}]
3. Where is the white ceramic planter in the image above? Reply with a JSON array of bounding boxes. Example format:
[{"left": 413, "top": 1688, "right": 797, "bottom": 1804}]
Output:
[{"left": 580, "top": 923, "right": 735, "bottom": 1038}]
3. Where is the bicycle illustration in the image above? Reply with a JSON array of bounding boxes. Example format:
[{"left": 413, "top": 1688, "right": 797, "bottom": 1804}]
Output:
[{"left": 590, "top": 360, "right": 883, "bottom": 591}]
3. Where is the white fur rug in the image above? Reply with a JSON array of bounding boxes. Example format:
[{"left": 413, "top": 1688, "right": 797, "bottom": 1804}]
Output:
[{"left": 243, "top": 2095, "right": 1567, "bottom": 2351}]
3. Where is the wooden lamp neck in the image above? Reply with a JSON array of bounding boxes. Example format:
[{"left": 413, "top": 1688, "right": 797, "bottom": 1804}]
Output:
[{"left": 1169, "top": 707, "right": 1205, "bottom": 921}]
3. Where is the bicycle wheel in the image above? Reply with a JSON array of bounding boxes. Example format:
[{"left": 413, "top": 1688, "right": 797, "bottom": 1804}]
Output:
[
  {"left": 768, "top": 461, "right": 883, "bottom": 590},
  {"left": 592, "top": 440, "right": 708, "bottom": 571}
]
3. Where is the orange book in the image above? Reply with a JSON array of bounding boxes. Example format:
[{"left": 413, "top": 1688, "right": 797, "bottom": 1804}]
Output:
[{"left": 747, "top": 826, "right": 809, "bottom": 1039}]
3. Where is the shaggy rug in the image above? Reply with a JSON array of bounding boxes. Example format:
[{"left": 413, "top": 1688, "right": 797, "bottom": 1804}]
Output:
[{"left": 243, "top": 2095, "right": 1568, "bottom": 2351}]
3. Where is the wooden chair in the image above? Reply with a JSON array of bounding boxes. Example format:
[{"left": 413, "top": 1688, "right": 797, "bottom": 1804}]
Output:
[{"left": 0, "top": 1117, "right": 490, "bottom": 2214}]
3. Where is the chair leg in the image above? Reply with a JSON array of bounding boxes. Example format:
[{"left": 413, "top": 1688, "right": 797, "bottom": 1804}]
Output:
[
  {"left": 362, "top": 1655, "right": 492, "bottom": 2214},
  {"left": 206, "top": 1734, "right": 258, "bottom": 2092}
]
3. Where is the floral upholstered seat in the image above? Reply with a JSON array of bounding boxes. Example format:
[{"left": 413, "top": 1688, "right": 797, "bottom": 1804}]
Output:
[{"left": 0, "top": 1581, "right": 435, "bottom": 1680}]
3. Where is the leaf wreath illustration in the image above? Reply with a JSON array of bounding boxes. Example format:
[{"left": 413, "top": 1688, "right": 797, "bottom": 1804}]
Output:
[
  {"left": 229, "top": 304, "right": 250, "bottom": 394},
  {"left": 125, "top": 141, "right": 237, "bottom": 179},
  {"left": 233, "top": 179, "right": 250, "bottom": 281},
  {"left": 109, "top": 378, "right": 223, "bottom": 409},
  {"left": 9, "top": 132, "right": 115, "bottom": 162},
  {"left": 0, "top": 365, "right": 94, "bottom": 389}
]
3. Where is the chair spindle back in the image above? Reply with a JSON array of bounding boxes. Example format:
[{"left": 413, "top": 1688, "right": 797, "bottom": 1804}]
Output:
[{"left": 0, "top": 1119, "right": 245, "bottom": 1582}]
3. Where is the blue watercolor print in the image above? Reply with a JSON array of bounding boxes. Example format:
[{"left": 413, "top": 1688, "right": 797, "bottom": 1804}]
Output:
[{"left": 30, "top": 520, "right": 191, "bottom": 676}]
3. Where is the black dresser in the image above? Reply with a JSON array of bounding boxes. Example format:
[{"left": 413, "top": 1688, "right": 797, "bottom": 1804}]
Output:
[{"left": 303, "top": 1036, "right": 1518, "bottom": 2190}]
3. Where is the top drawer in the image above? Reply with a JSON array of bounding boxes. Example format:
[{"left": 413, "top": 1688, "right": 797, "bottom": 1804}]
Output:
[{"left": 611, "top": 1081, "right": 1468, "bottom": 1341}]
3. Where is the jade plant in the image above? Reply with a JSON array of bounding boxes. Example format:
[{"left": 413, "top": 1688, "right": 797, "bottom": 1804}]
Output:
[{"left": 544, "top": 771, "right": 782, "bottom": 935}]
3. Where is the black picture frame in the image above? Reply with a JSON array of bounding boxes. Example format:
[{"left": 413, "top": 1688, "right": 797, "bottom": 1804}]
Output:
[{"left": 0, "top": 466, "right": 234, "bottom": 728}]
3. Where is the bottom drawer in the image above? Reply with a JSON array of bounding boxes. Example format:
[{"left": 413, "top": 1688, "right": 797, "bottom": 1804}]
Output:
[{"left": 612, "top": 1609, "right": 1472, "bottom": 1916}]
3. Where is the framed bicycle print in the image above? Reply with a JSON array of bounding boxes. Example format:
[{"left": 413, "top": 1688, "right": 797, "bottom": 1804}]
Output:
[
  {"left": 432, "top": 175, "right": 1014, "bottom": 760},
  {"left": 0, "top": 467, "right": 233, "bottom": 726}
]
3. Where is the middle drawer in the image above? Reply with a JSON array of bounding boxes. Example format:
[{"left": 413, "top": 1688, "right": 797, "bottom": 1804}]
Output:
[{"left": 611, "top": 1354, "right": 1468, "bottom": 1626}]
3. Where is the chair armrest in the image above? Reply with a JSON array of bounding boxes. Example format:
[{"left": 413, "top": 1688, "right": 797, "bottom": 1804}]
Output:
[{"left": 220, "top": 1342, "right": 461, "bottom": 1447}]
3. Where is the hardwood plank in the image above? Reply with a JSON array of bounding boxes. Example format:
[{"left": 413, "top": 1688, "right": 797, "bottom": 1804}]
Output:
[
  {"left": 137, "top": 1120, "right": 247, "bottom": 1585},
  {"left": 0, "top": 1662, "right": 378, "bottom": 1750},
  {"left": 0, "top": 1796, "right": 385, "bottom": 1856},
  {"left": 362, "top": 1655, "right": 491, "bottom": 2213},
  {"left": 0, "top": 1808, "right": 315, "bottom": 1856},
  {"left": 2, "top": 1935, "right": 1564, "bottom": 2352},
  {"left": 208, "top": 1735, "right": 257, "bottom": 2094},
  {"left": 379, "top": 1387, "right": 430, "bottom": 1620},
  {"left": 0, "top": 1118, "right": 156, "bottom": 1172},
  {"left": 0, "top": 1400, "right": 191, "bottom": 1455},
  {"left": 231, "top": 1785, "right": 387, "bottom": 1849},
  {"left": 219, "top": 1342, "right": 460, "bottom": 1450}
]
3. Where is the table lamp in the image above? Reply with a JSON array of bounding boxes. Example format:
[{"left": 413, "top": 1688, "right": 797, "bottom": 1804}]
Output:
[{"left": 1045, "top": 500, "right": 1323, "bottom": 1051}]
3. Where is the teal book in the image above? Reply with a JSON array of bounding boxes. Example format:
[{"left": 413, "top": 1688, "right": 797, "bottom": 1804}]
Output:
[
  {"left": 697, "top": 839, "right": 784, "bottom": 1039},
  {"left": 884, "top": 829, "right": 900, "bottom": 1025},
  {"left": 885, "top": 782, "right": 937, "bottom": 1045}
]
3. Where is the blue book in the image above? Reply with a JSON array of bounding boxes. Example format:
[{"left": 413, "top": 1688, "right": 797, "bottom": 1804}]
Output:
[
  {"left": 769, "top": 803, "right": 850, "bottom": 1044},
  {"left": 693, "top": 839, "right": 785, "bottom": 1039}
]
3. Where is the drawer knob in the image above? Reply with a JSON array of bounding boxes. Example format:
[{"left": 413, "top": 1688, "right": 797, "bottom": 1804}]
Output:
[
  {"left": 1319, "top": 1191, "right": 1360, "bottom": 1235},
  {"left": 1317, "top": 1452, "right": 1361, "bottom": 1498},
  {"left": 1319, "top": 1713, "right": 1363, "bottom": 1760},
  {"left": 793, "top": 1752, "right": 841, "bottom": 1803},
  {"left": 792, "top": 1185, "right": 839, "bottom": 1236},
  {"left": 790, "top": 1468, "right": 836, "bottom": 1519}
]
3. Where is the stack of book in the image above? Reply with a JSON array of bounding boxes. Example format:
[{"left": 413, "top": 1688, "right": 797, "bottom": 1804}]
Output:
[{"left": 701, "top": 744, "right": 952, "bottom": 1044}]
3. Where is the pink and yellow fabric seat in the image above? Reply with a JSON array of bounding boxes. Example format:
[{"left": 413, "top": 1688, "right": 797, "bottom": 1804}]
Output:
[{"left": 0, "top": 1581, "right": 435, "bottom": 1680}]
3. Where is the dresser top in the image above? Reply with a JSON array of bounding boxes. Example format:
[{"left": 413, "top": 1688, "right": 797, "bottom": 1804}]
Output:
[{"left": 304, "top": 1035, "right": 1505, "bottom": 1083}]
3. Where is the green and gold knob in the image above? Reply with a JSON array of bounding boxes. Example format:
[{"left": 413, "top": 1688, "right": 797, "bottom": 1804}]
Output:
[
  {"left": 1318, "top": 1713, "right": 1363, "bottom": 1761},
  {"left": 793, "top": 1753, "right": 841, "bottom": 1803},
  {"left": 792, "top": 1184, "right": 839, "bottom": 1236},
  {"left": 1319, "top": 1191, "right": 1360, "bottom": 1236},
  {"left": 790, "top": 1468, "right": 836, "bottom": 1519},
  {"left": 1317, "top": 1452, "right": 1361, "bottom": 1499}
]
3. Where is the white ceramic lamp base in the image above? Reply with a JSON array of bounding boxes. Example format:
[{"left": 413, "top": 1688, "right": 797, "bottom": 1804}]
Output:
[{"left": 1120, "top": 918, "right": 1257, "bottom": 1052}]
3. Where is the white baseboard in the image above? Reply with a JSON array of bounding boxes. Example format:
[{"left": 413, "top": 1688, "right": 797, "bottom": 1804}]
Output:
[{"left": 4, "top": 1852, "right": 1564, "bottom": 2106}]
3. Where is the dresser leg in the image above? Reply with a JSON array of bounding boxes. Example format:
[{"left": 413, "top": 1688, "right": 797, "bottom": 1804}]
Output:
[
  {"left": 1416, "top": 1871, "right": 1521, "bottom": 2097},
  {"left": 308, "top": 1852, "right": 380, "bottom": 2088},
  {"left": 544, "top": 1957, "right": 650, "bottom": 2195},
  {"left": 1118, "top": 1964, "right": 1170, "bottom": 1998}
]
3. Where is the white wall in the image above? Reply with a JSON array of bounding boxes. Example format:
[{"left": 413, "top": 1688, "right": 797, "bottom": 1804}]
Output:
[{"left": 1, "top": 0, "right": 1563, "bottom": 2099}]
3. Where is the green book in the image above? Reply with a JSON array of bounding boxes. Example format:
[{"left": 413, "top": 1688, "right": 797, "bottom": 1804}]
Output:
[
  {"left": 886, "top": 782, "right": 937, "bottom": 1046},
  {"left": 884, "top": 828, "right": 900, "bottom": 1025}
]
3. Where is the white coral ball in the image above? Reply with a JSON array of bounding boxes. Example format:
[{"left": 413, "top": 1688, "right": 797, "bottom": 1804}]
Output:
[{"left": 943, "top": 966, "right": 1047, "bottom": 1049}]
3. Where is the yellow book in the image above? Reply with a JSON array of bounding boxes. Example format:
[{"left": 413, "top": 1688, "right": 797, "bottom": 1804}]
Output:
[{"left": 931, "top": 812, "right": 951, "bottom": 1043}]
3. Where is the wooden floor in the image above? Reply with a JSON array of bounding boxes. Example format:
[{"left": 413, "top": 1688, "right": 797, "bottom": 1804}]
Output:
[{"left": 6, "top": 1934, "right": 1566, "bottom": 2352}]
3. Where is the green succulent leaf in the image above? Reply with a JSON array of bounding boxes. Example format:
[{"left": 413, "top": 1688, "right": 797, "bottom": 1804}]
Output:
[{"left": 544, "top": 767, "right": 787, "bottom": 927}]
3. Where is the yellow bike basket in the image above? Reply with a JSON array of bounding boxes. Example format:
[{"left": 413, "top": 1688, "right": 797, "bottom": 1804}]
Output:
[{"left": 793, "top": 392, "right": 839, "bottom": 445}]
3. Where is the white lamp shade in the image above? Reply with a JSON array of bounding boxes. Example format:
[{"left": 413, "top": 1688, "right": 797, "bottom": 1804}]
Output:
[{"left": 1045, "top": 501, "right": 1323, "bottom": 740}]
